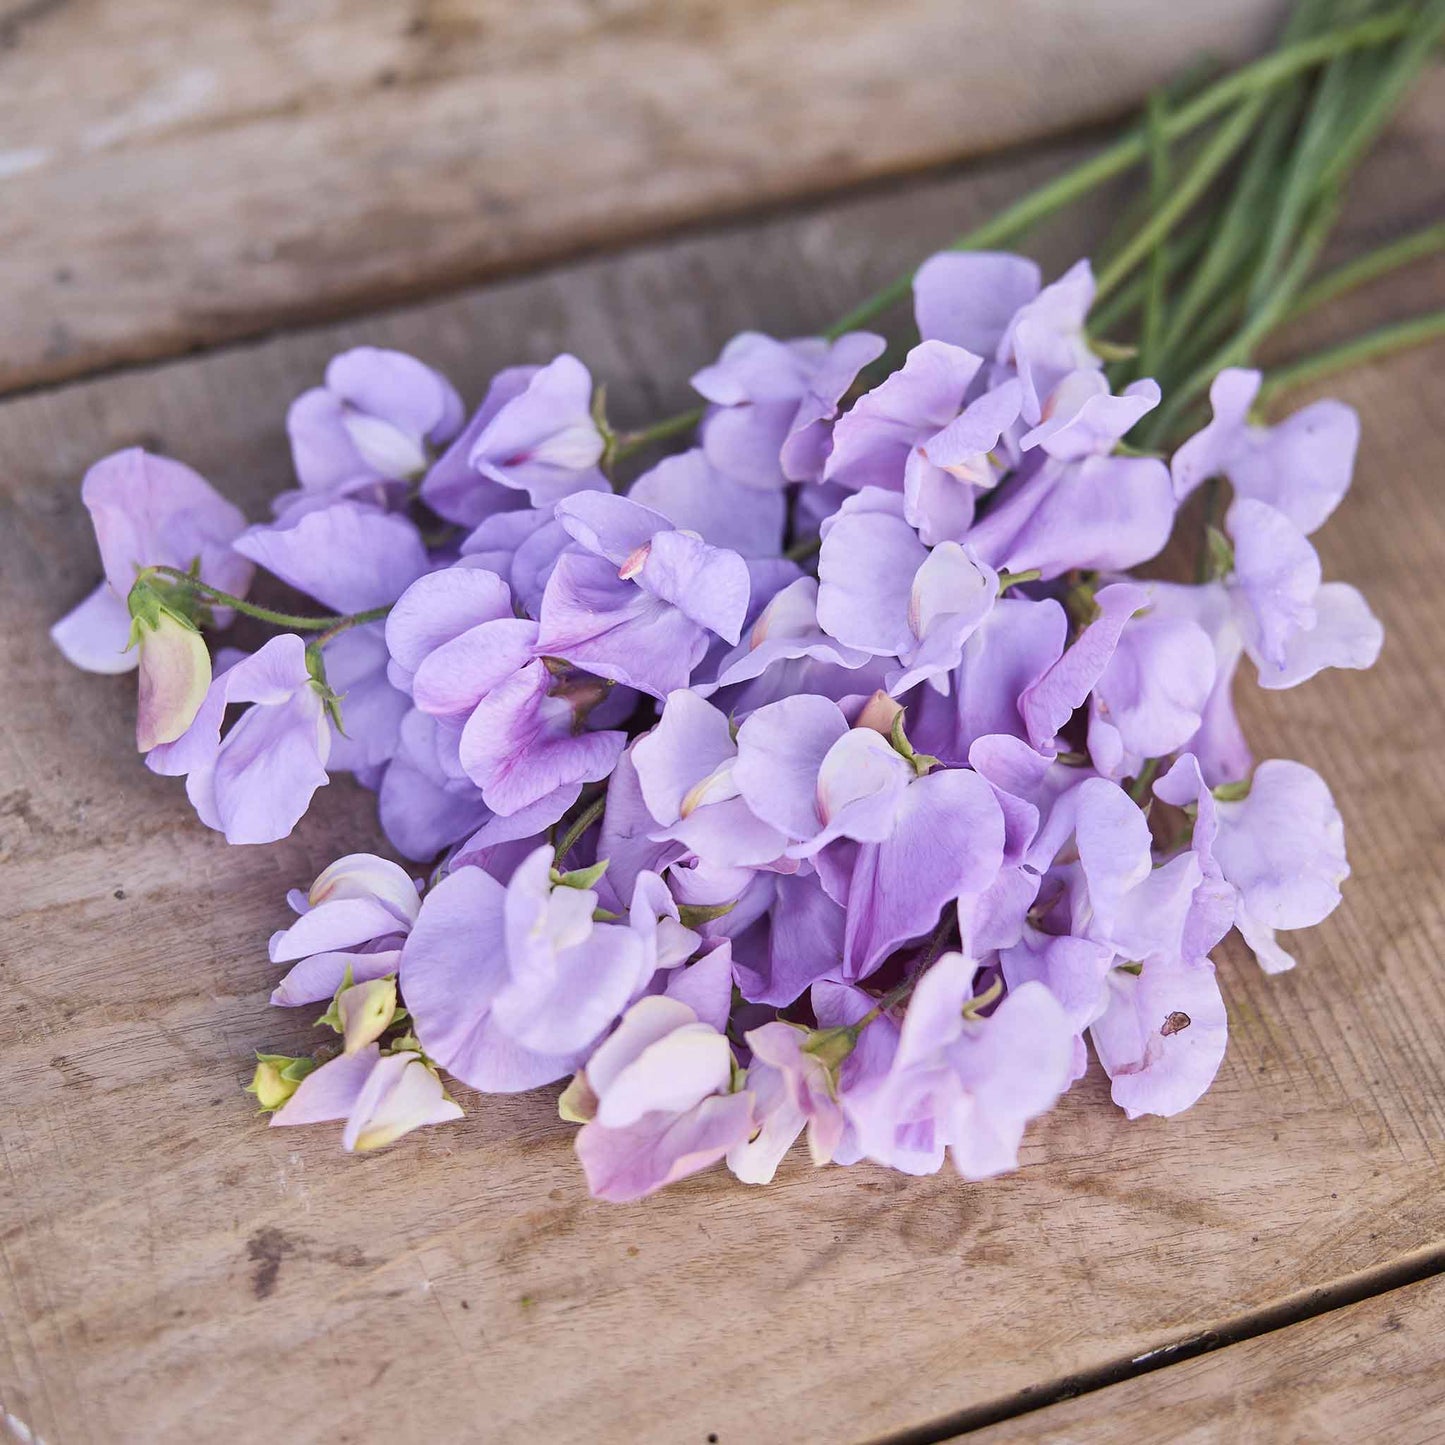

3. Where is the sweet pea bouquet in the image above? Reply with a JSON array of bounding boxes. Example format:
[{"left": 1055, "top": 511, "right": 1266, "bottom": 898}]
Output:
[{"left": 52, "top": 2, "right": 1442, "bottom": 1201}]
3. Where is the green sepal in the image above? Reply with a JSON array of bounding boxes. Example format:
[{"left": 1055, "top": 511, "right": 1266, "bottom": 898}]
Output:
[
  {"left": 1212, "top": 777, "right": 1252, "bottom": 802},
  {"left": 551, "top": 858, "right": 609, "bottom": 891},
  {"left": 1204, "top": 524, "right": 1235, "bottom": 580},
  {"left": 677, "top": 898, "right": 736, "bottom": 928},
  {"left": 245, "top": 1051, "right": 318, "bottom": 1112},
  {"left": 1089, "top": 337, "right": 1139, "bottom": 363},
  {"left": 889, "top": 710, "right": 939, "bottom": 777},
  {"left": 304, "top": 644, "right": 347, "bottom": 733},
  {"left": 315, "top": 962, "right": 356, "bottom": 1034}
]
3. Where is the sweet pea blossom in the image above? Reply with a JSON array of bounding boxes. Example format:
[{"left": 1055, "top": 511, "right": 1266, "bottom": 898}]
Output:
[
  {"left": 400, "top": 846, "right": 651, "bottom": 1092},
  {"left": 726, "top": 1020, "right": 849, "bottom": 1183},
  {"left": 692, "top": 330, "right": 885, "bottom": 487},
  {"left": 816, "top": 489, "right": 998, "bottom": 695},
  {"left": 846, "top": 960, "right": 1075, "bottom": 1178},
  {"left": 1212, "top": 759, "right": 1349, "bottom": 973},
  {"left": 1172, "top": 367, "right": 1359, "bottom": 533},
  {"left": 733, "top": 696, "right": 1006, "bottom": 976},
  {"left": 285, "top": 347, "right": 464, "bottom": 508},
  {"left": 146, "top": 634, "right": 331, "bottom": 844},
  {"left": 566, "top": 996, "right": 755, "bottom": 1202},
  {"left": 52, "top": 448, "right": 253, "bottom": 675},
  {"left": 271, "top": 1044, "right": 463, "bottom": 1152},
  {"left": 421, "top": 353, "right": 609, "bottom": 526},
  {"left": 536, "top": 492, "right": 751, "bottom": 698},
  {"left": 268, "top": 854, "right": 422, "bottom": 1007}
]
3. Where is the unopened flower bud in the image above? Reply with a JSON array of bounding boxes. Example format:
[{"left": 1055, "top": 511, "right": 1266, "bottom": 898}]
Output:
[
  {"left": 558, "top": 1069, "right": 599, "bottom": 1124},
  {"left": 246, "top": 1052, "right": 317, "bottom": 1112},
  {"left": 344, "top": 1050, "right": 462, "bottom": 1152},
  {"left": 337, "top": 976, "right": 399, "bottom": 1055},
  {"left": 128, "top": 590, "right": 212, "bottom": 752},
  {"left": 854, "top": 689, "right": 904, "bottom": 737}
]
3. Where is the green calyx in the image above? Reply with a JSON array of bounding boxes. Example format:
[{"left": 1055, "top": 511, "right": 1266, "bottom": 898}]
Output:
[{"left": 889, "top": 710, "right": 939, "bottom": 777}]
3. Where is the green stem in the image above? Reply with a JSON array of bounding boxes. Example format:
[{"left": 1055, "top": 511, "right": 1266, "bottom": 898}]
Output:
[
  {"left": 784, "top": 533, "right": 822, "bottom": 563},
  {"left": 554, "top": 792, "right": 608, "bottom": 866},
  {"left": 1143, "top": 185, "right": 1342, "bottom": 447},
  {"left": 822, "top": 7, "right": 1416, "bottom": 337},
  {"left": 1286, "top": 221, "right": 1445, "bottom": 320},
  {"left": 1095, "top": 93, "right": 1265, "bottom": 304},
  {"left": 1137, "top": 90, "right": 1173, "bottom": 377},
  {"left": 1258, "top": 307, "right": 1445, "bottom": 403},
  {"left": 612, "top": 406, "right": 705, "bottom": 462},
  {"left": 142, "top": 566, "right": 387, "bottom": 633}
]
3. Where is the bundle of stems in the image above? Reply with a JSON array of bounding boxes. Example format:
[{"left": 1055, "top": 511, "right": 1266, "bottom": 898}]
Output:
[{"left": 619, "top": 0, "right": 1445, "bottom": 463}]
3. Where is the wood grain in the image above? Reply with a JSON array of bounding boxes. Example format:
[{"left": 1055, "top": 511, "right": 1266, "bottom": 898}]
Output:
[
  {"left": 967, "top": 1276, "right": 1445, "bottom": 1444},
  {"left": 0, "top": 0, "right": 1291, "bottom": 394},
  {"left": 2, "top": 77, "right": 1444, "bottom": 1445}
]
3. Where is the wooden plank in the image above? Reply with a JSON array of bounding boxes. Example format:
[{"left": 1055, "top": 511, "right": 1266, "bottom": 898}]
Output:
[
  {"left": 1, "top": 78, "right": 1444, "bottom": 1445},
  {"left": 966, "top": 1274, "right": 1445, "bottom": 1443},
  {"left": 0, "top": 0, "right": 1291, "bottom": 394}
]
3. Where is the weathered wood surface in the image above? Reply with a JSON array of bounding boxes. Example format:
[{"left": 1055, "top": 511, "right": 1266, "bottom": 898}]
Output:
[
  {"left": 970, "top": 1276, "right": 1445, "bottom": 1443},
  {"left": 2, "top": 72, "right": 1444, "bottom": 1445},
  {"left": 0, "top": 0, "right": 1291, "bottom": 394}
]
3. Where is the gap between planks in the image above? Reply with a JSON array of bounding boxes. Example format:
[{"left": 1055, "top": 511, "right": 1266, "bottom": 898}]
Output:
[{"left": 875, "top": 1241, "right": 1445, "bottom": 1444}]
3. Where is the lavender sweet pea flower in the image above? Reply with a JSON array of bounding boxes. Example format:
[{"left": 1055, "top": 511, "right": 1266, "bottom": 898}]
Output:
[
  {"left": 566, "top": 995, "right": 755, "bottom": 1202},
  {"left": 401, "top": 846, "right": 649, "bottom": 1092},
  {"left": 733, "top": 697, "right": 1006, "bottom": 977},
  {"left": 846, "top": 959, "right": 1075, "bottom": 1178},
  {"left": 698, "top": 575, "right": 873, "bottom": 699},
  {"left": 387, "top": 564, "right": 625, "bottom": 817},
  {"left": 407, "top": 354, "right": 611, "bottom": 533},
  {"left": 726, "top": 1020, "right": 849, "bottom": 1183},
  {"left": 285, "top": 347, "right": 464, "bottom": 507},
  {"left": 967, "top": 450, "right": 1174, "bottom": 581},
  {"left": 632, "top": 690, "right": 789, "bottom": 869},
  {"left": 1172, "top": 368, "right": 1359, "bottom": 534},
  {"left": 1212, "top": 759, "right": 1348, "bottom": 973},
  {"left": 536, "top": 492, "right": 750, "bottom": 698},
  {"left": 1089, "top": 957, "right": 1228, "bottom": 1119},
  {"left": 146, "top": 633, "right": 330, "bottom": 844},
  {"left": 816, "top": 489, "right": 997, "bottom": 694},
  {"left": 1086, "top": 610, "right": 1217, "bottom": 782},
  {"left": 904, "top": 377, "right": 1023, "bottom": 545},
  {"left": 269, "top": 854, "right": 421, "bottom": 1006},
  {"left": 270, "top": 1044, "right": 463, "bottom": 1152},
  {"left": 997, "top": 259, "right": 1100, "bottom": 425},
  {"left": 1020, "top": 372, "right": 1159, "bottom": 460},
  {"left": 913, "top": 251, "right": 1042, "bottom": 356},
  {"left": 823, "top": 340, "right": 983, "bottom": 494},
  {"left": 1144, "top": 580, "right": 1252, "bottom": 786},
  {"left": 52, "top": 448, "right": 253, "bottom": 676},
  {"left": 692, "top": 330, "right": 884, "bottom": 488},
  {"left": 461, "top": 353, "right": 609, "bottom": 506},
  {"left": 1225, "top": 498, "right": 1383, "bottom": 690}
]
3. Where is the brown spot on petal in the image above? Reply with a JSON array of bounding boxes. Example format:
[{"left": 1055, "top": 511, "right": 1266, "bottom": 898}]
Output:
[{"left": 1161, "top": 1011, "right": 1192, "bottom": 1037}]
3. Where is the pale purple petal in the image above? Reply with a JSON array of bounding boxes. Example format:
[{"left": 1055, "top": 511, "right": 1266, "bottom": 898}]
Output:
[
  {"left": 913, "top": 251, "right": 1041, "bottom": 354},
  {"left": 628, "top": 448, "right": 785, "bottom": 557},
  {"left": 51, "top": 583, "right": 137, "bottom": 674},
  {"left": 1090, "top": 959, "right": 1227, "bottom": 1118},
  {"left": 234, "top": 502, "right": 428, "bottom": 613}
]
